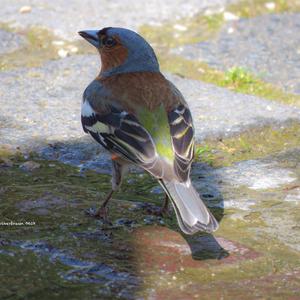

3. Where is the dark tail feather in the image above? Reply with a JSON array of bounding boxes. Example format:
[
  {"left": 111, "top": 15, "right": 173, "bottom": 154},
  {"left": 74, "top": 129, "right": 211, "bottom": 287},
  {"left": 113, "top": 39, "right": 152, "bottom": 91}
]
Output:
[{"left": 159, "top": 179, "right": 218, "bottom": 235}]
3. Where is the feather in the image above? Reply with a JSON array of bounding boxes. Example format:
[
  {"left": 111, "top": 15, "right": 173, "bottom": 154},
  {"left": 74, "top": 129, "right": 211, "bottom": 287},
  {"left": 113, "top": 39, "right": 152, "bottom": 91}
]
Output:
[
  {"left": 168, "top": 104, "right": 195, "bottom": 182},
  {"left": 82, "top": 74, "right": 216, "bottom": 234},
  {"left": 81, "top": 96, "right": 163, "bottom": 178},
  {"left": 159, "top": 179, "right": 219, "bottom": 234}
]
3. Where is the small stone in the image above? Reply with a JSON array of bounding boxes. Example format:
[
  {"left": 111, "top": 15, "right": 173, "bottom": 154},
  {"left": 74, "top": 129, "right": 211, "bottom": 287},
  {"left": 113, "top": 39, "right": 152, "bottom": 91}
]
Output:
[
  {"left": 173, "top": 24, "right": 187, "bottom": 31},
  {"left": 265, "top": 2, "right": 276, "bottom": 10},
  {"left": 143, "top": 215, "right": 161, "bottom": 225},
  {"left": 19, "top": 6, "right": 32, "bottom": 14},
  {"left": 58, "top": 49, "right": 69, "bottom": 58},
  {"left": 52, "top": 40, "right": 65, "bottom": 46},
  {"left": 227, "top": 27, "right": 234, "bottom": 34},
  {"left": 204, "top": 7, "right": 224, "bottom": 16},
  {"left": 69, "top": 46, "right": 78, "bottom": 53},
  {"left": 150, "top": 186, "right": 163, "bottom": 194},
  {"left": 115, "top": 218, "right": 136, "bottom": 227},
  {"left": 204, "top": 9, "right": 213, "bottom": 16},
  {"left": 19, "top": 161, "right": 41, "bottom": 172},
  {"left": 223, "top": 12, "right": 239, "bottom": 21}
]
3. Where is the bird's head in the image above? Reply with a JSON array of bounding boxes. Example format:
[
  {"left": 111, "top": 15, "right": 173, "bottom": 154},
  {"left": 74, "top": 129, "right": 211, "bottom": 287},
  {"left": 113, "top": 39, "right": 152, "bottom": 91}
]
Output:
[{"left": 78, "top": 27, "right": 160, "bottom": 77}]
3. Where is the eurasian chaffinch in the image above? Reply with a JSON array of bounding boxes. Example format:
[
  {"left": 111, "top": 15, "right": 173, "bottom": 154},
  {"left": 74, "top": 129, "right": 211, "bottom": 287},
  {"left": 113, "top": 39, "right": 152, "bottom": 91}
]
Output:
[{"left": 78, "top": 27, "right": 218, "bottom": 234}]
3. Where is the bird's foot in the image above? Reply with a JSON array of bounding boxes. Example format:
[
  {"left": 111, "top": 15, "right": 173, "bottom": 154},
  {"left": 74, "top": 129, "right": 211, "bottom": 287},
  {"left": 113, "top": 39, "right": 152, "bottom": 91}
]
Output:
[
  {"left": 145, "top": 205, "right": 171, "bottom": 217},
  {"left": 85, "top": 206, "right": 112, "bottom": 224}
]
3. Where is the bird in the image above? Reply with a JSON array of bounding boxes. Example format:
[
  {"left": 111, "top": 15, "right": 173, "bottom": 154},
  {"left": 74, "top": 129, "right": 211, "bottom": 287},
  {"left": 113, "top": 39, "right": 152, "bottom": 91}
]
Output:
[{"left": 78, "top": 27, "right": 218, "bottom": 234}]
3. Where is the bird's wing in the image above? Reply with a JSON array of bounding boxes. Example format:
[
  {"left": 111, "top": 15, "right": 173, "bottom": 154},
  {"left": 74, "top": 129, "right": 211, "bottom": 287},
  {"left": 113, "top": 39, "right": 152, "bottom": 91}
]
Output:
[
  {"left": 167, "top": 103, "right": 195, "bottom": 182},
  {"left": 81, "top": 98, "right": 163, "bottom": 177}
]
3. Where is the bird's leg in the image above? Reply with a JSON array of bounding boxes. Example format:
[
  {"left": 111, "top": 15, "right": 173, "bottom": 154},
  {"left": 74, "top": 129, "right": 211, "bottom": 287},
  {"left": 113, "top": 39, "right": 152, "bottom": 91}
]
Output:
[
  {"left": 93, "top": 189, "right": 114, "bottom": 220},
  {"left": 160, "top": 194, "right": 170, "bottom": 215},
  {"left": 86, "top": 158, "right": 126, "bottom": 222},
  {"left": 85, "top": 189, "right": 114, "bottom": 220},
  {"left": 146, "top": 194, "right": 170, "bottom": 216}
]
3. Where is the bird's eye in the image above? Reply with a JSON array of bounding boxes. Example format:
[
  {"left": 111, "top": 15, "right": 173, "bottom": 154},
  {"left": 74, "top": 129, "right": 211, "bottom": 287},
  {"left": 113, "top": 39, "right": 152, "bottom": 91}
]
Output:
[{"left": 103, "top": 36, "right": 116, "bottom": 48}]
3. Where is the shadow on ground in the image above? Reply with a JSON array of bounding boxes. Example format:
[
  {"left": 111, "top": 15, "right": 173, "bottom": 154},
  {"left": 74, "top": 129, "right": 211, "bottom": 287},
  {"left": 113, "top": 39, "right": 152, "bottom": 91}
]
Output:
[{"left": 0, "top": 137, "right": 229, "bottom": 299}]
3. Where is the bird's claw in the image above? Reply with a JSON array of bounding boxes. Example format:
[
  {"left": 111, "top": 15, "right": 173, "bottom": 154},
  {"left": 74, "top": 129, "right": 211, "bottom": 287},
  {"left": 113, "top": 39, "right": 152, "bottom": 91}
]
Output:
[
  {"left": 85, "top": 206, "right": 112, "bottom": 224},
  {"left": 146, "top": 206, "right": 171, "bottom": 217}
]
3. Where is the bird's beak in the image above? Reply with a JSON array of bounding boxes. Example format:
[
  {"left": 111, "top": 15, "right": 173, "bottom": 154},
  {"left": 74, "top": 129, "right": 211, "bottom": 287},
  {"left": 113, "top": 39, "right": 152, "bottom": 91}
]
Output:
[{"left": 78, "top": 30, "right": 100, "bottom": 48}]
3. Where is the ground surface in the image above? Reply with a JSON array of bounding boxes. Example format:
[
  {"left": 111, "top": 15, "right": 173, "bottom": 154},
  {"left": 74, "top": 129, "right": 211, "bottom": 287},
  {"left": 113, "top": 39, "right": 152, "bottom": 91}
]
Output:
[
  {"left": 0, "top": 1, "right": 300, "bottom": 299},
  {"left": 175, "top": 13, "right": 300, "bottom": 94}
]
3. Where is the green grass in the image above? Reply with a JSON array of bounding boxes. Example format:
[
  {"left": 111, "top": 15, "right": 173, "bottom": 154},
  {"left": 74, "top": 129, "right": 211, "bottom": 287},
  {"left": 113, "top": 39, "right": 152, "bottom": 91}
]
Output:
[
  {"left": 194, "top": 145, "right": 214, "bottom": 165},
  {"left": 224, "top": 67, "right": 256, "bottom": 86},
  {"left": 195, "top": 122, "right": 300, "bottom": 167},
  {"left": 158, "top": 54, "right": 300, "bottom": 107}
]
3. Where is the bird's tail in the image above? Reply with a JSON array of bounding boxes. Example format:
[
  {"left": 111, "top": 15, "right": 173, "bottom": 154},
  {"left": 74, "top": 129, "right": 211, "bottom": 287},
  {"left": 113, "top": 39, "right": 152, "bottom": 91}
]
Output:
[{"left": 159, "top": 179, "right": 219, "bottom": 235}]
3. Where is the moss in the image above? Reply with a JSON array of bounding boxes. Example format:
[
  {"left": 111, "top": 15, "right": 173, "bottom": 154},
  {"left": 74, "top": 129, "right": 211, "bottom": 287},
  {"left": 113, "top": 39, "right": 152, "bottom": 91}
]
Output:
[
  {"left": 1, "top": 153, "right": 300, "bottom": 298},
  {"left": 228, "top": 0, "right": 300, "bottom": 18},
  {"left": 0, "top": 154, "right": 162, "bottom": 297},
  {"left": 0, "top": 26, "right": 56, "bottom": 70},
  {"left": 224, "top": 66, "right": 256, "bottom": 86},
  {"left": 139, "top": 12, "right": 224, "bottom": 50},
  {"left": 0, "top": 22, "right": 15, "bottom": 32},
  {"left": 158, "top": 54, "right": 300, "bottom": 107},
  {"left": 0, "top": 24, "right": 93, "bottom": 71},
  {"left": 196, "top": 122, "right": 300, "bottom": 167},
  {"left": 194, "top": 145, "right": 214, "bottom": 165}
]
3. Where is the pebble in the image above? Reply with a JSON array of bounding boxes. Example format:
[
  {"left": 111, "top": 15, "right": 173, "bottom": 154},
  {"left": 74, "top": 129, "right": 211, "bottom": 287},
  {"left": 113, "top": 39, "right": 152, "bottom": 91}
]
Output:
[
  {"left": 223, "top": 11, "right": 239, "bottom": 21},
  {"left": 19, "top": 6, "right": 31, "bottom": 14},
  {"left": 173, "top": 24, "right": 187, "bottom": 31},
  {"left": 52, "top": 40, "right": 65, "bottom": 46},
  {"left": 227, "top": 27, "right": 234, "bottom": 34},
  {"left": 57, "top": 49, "right": 69, "bottom": 58},
  {"left": 265, "top": 2, "right": 276, "bottom": 10},
  {"left": 19, "top": 161, "right": 41, "bottom": 172},
  {"left": 114, "top": 218, "right": 136, "bottom": 227},
  {"left": 69, "top": 46, "right": 78, "bottom": 53}
]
